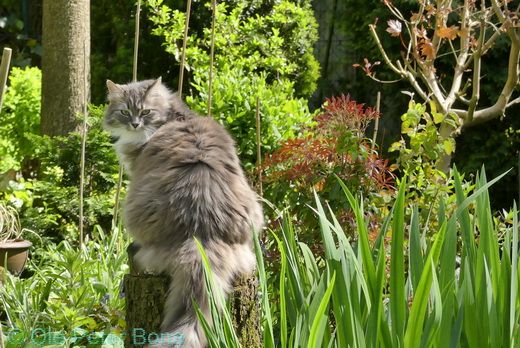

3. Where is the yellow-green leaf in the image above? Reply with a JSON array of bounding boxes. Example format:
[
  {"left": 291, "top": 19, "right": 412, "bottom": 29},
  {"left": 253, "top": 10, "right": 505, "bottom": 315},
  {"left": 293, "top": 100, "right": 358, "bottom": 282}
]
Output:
[
  {"left": 433, "top": 112, "right": 445, "bottom": 124},
  {"left": 444, "top": 140, "right": 454, "bottom": 155}
]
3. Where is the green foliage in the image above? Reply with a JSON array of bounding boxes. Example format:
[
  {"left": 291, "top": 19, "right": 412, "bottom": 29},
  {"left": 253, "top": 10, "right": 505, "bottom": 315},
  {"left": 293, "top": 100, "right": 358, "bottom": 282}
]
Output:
[
  {"left": 259, "top": 95, "right": 395, "bottom": 250},
  {"left": 187, "top": 67, "right": 312, "bottom": 169},
  {"left": 390, "top": 100, "right": 458, "bottom": 174},
  {"left": 0, "top": 66, "right": 41, "bottom": 172},
  {"left": 201, "top": 169, "right": 519, "bottom": 347},
  {"left": 147, "top": 0, "right": 320, "bottom": 98},
  {"left": 0, "top": 0, "right": 41, "bottom": 67},
  {"left": 0, "top": 105, "right": 121, "bottom": 242},
  {"left": 0, "top": 225, "right": 128, "bottom": 346},
  {"left": 90, "top": 0, "right": 175, "bottom": 104},
  {"left": 146, "top": 0, "right": 319, "bottom": 168},
  {"left": 389, "top": 100, "right": 469, "bottom": 229}
]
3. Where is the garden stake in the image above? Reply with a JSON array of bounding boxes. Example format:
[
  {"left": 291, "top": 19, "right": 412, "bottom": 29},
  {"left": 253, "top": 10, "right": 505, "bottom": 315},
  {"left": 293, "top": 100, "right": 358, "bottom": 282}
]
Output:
[
  {"left": 79, "top": 41, "right": 88, "bottom": 245},
  {"left": 113, "top": 0, "right": 142, "bottom": 226},
  {"left": 133, "top": 0, "right": 141, "bottom": 83},
  {"left": 0, "top": 48, "right": 12, "bottom": 115},
  {"left": 207, "top": 0, "right": 217, "bottom": 117},
  {"left": 178, "top": 0, "right": 192, "bottom": 96},
  {"left": 256, "top": 97, "right": 262, "bottom": 196},
  {"left": 372, "top": 91, "right": 380, "bottom": 144}
]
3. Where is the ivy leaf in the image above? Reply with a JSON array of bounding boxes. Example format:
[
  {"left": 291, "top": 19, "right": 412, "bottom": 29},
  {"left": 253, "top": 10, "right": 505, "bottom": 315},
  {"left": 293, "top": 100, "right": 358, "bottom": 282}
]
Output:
[
  {"left": 386, "top": 19, "right": 402, "bottom": 37},
  {"left": 436, "top": 26, "right": 459, "bottom": 40}
]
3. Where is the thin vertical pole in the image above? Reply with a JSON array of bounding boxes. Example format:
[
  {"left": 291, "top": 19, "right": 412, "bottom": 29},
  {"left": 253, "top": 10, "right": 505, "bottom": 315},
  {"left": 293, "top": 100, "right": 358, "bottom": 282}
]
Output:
[
  {"left": 114, "top": 0, "right": 141, "bottom": 226},
  {"left": 0, "top": 47, "right": 12, "bottom": 114},
  {"left": 179, "top": 0, "right": 192, "bottom": 96},
  {"left": 79, "top": 42, "right": 88, "bottom": 245},
  {"left": 256, "top": 97, "right": 263, "bottom": 196},
  {"left": 207, "top": 0, "right": 217, "bottom": 117},
  {"left": 372, "top": 91, "right": 381, "bottom": 144},
  {"left": 133, "top": 0, "right": 141, "bottom": 83}
]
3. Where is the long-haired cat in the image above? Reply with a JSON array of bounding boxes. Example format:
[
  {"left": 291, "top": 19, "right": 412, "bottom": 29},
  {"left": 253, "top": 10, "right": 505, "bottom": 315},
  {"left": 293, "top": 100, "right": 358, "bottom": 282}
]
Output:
[{"left": 103, "top": 77, "right": 263, "bottom": 347}]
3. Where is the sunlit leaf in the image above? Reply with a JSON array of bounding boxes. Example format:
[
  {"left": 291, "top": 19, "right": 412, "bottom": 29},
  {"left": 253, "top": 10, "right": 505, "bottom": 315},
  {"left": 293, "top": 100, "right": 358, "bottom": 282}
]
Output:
[
  {"left": 436, "top": 26, "right": 459, "bottom": 40},
  {"left": 444, "top": 139, "right": 455, "bottom": 155},
  {"left": 386, "top": 19, "right": 402, "bottom": 37},
  {"left": 419, "top": 39, "right": 435, "bottom": 60}
]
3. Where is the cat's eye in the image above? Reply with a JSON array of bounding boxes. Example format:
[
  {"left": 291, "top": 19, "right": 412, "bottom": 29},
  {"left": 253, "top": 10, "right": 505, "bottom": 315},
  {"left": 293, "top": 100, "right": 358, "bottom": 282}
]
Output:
[
  {"left": 141, "top": 109, "right": 151, "bottom": 116},
  {"left": 120, "top": 109, "right": 130, "bottom": 116}
]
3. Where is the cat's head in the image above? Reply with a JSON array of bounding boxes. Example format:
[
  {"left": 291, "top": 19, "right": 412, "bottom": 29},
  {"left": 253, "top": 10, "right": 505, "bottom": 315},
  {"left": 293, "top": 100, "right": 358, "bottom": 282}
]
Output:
[{"left": 103, "top": 77, "right": 173, "bottom": 144}]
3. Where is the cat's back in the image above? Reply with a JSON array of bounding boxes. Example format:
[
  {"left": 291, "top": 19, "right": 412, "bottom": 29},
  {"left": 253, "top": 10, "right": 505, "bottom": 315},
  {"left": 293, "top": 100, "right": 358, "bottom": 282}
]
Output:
[
  {"left": 125, "top": 115, "right": 262, "bottom": 244},
  {"left": 143, "top": 115, "right": 239, "bottom": 173}
]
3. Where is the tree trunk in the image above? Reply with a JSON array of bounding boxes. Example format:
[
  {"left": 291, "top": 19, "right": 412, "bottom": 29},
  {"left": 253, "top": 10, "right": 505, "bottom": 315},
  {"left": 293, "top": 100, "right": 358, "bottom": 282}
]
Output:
[
  {"left": 124, "top": 243, "right": 262, "bottom": 347},
  {"left": 41, "top": 0, "right": 90, "bottom": 137}
]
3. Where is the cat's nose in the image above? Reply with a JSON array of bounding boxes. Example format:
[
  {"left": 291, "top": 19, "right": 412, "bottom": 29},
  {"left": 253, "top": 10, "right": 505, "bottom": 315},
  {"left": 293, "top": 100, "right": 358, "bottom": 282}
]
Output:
[{"left": 131, "top": 123, "right": 140, "bottom": 129}]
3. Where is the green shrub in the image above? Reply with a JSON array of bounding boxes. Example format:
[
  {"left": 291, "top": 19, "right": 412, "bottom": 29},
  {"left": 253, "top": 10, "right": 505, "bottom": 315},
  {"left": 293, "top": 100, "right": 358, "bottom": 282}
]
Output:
[
  {"left": 0, "top": 105, "right": 121, "bottom": 242},
  {"left": 0, "top": 225, "right": 128, "bottom": 346},
  {"left": 259, "top": 94, "right": 395, "bottom": 254},
  {"left": 0, "top": 66, "right": 41, "bottom": 173},
  {"left": 389, "top": 100, "right": 472, "bottom": 237},
  {"left": 187, "top": 67, "right": 313, "bottom": 169},
  {"left": 147, "top": 0, "right": 318, "bottom": 169},
  {"left": 147, "top": 0, "right": 320, "bottom": 98}
]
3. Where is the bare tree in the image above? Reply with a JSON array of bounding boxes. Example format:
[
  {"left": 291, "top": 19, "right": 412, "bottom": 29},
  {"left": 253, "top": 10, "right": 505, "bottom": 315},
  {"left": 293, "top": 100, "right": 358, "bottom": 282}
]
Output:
[
  {"left": 357, "top": 0, "right": 519, "bottom": 171},
  {"left": 41, "top": 0, "right": 90, "bottom": 137}
]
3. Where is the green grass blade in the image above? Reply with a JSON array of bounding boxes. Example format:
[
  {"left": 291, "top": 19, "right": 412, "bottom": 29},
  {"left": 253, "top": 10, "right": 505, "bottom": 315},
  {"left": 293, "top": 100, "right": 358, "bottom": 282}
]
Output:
[
  {"left": 253, "top": 229, "right": 275, "bottom": 348},
  {"left": 404, "top": 220, "right": 447, "bottom": 348},
  {"left": 390, "top": 176, "right": 407, "bottom": 346},
  {"left": 271, "top": 232, "right": 288, "bottom": 348},
  {"left": 419, "top": 262, "right": 443, "bottom": 348},
  {"left": 335, "top": 175, "right": 377, "bottom": 300},
  {"left": 193, "top": 237, "right": 241, "bottom": 348},
  {"left": 307, "top": 271, "right": 336, "bottom": 348},
  {"left": 409, "top": 204, "right": 424, "bottom": 294},
  {"left": 510, "top": 202, "right": 518, "bottom": 345}
]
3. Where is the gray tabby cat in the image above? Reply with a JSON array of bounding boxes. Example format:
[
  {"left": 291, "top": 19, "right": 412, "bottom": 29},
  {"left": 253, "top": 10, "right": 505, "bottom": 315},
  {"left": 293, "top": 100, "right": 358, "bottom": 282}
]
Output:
[{"left": 103, "top": 77, "right": 263, "bottom": 347}]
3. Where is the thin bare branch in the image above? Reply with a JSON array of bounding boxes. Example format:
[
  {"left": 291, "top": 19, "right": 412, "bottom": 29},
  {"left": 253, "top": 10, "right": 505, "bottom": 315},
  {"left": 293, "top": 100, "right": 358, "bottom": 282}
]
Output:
[
  {"left": 490, "top": 0, "right": 506, "bottom": 24},
  {"left": 369, "top": 24, "right": 406, "bottom": 76},
  {"left": 506, "top": 96, "right": 520, "bottom": 108},
  {"left": 467, "top": 11, "right": 488, "bottom": 120},
  {"left": 396, "top": 60, "right": 432, "bottom": 102}
]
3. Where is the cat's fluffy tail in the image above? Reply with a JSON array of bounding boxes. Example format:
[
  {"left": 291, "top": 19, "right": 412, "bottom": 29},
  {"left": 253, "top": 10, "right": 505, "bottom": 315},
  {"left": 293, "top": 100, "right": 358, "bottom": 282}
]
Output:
[{"left": 145, "top": 239, "right": 256, "bottom": 348}]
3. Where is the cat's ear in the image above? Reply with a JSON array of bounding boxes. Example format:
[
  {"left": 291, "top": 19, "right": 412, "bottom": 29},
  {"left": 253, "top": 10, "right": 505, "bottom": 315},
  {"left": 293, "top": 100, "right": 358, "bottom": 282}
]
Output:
[
  {"left": 106, "top": 80, "right": 125, "bottom": 100},
  {"left": 144, "top": 77, "right": 163, "bottom": 98}
]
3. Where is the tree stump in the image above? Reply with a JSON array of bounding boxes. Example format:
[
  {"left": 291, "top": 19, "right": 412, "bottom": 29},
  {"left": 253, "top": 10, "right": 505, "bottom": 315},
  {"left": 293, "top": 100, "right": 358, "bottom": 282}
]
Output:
[
  {"left": 123, "top": 243, "right": 261, "bottom": 347},
  {"left": 229, "top": 274, "right": 262, "bottom": 348}
]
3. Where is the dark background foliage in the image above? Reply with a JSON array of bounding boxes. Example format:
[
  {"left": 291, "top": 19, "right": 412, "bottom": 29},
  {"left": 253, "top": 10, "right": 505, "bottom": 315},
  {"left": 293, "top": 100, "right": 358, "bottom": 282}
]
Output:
[{"left": 0, "top": 0, "right": 518, "bottom": 209}]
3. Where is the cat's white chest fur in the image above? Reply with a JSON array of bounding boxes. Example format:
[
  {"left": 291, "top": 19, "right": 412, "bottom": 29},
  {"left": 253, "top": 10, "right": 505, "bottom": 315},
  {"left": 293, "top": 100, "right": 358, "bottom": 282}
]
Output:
[{"left": 113, "top": 128, "right": 155, "bottom": 175}]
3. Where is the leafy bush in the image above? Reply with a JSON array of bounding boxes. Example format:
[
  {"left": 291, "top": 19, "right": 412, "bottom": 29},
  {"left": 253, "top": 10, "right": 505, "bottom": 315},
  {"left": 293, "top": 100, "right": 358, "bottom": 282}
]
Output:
[
  {"left": 0, "top": 66, "right": 41, "bottom": 174},
  {"left": 259, "top": 95, "right": 395, "bottom": 249},
  {"left": 146, "top": 0, "right": 318, "bottom": 169},
  {"left": 389, "top": 100, "right": 471, "bottom": 233},
  {"left": 187, "top": 67, "right": 312, "bottom": 169},
  {"left": 0, "top": 105, "right": 121, "bottom": 242},
  {"left": 1, "top": 225, "right": 128, "bottom": 346},
  {"left": 147, "top": 0, "right": 320, "bottom": 98}
]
